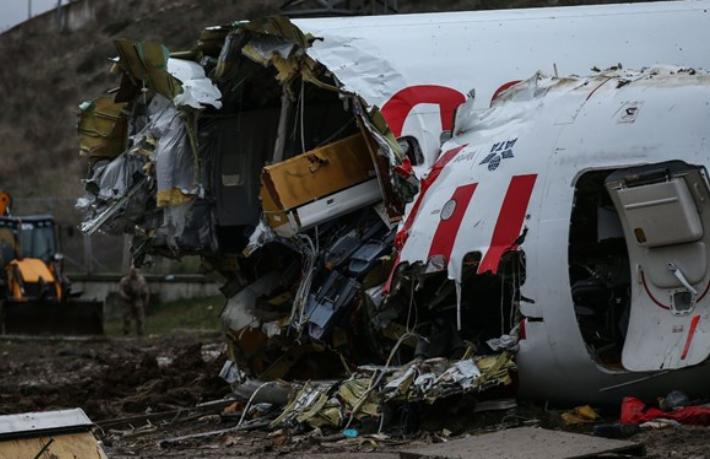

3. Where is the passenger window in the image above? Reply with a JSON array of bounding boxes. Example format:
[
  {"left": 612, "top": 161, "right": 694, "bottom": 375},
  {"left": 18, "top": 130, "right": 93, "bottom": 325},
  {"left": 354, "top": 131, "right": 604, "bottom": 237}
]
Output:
[{"left": 397, "top": 136, "right": 424, "bottom": 166}]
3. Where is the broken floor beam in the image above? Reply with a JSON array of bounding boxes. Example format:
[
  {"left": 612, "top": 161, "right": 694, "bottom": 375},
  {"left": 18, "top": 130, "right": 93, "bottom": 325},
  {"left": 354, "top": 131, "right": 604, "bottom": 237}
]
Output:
[
  {"left": 96, "top": 398, "right": 237, "bottom": 430},
  {"left": 231, "top": 379, "right": 294, "bottom": 406},
  {"left": 157, "top": 419, "right": 270, "bottom": 448}
]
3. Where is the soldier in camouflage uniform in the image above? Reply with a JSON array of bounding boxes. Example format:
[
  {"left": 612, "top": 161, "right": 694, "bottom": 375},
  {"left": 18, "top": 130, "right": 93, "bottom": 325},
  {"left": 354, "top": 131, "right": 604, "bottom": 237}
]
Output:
[{"left": 119, "top": 266, "right": 150, "bottom": 336}]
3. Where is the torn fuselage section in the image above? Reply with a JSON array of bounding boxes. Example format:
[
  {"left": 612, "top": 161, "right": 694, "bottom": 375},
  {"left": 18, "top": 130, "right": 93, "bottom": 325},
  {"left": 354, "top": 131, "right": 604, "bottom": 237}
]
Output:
[
  {"left": 76, "top": 16, "right": 519, "bottom": 426},
  {"left": 77, "top": 40, "right": 223, "bottom": 259},
  {"left": 203, "top": 18, "right": 417, "bottom": 379},
  {"left": 382, "top": 251, "right": 526, "bottom": 363},
  {"left": 75, "top": 17, "right": 418, "bottom": 372},
  {"left": 76, "top": 18, "right": 409, "bottom": 259}
]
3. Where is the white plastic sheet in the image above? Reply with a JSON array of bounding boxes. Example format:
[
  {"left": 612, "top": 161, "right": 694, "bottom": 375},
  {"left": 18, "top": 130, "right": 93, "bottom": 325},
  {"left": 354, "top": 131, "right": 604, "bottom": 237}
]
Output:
[{"left": 168, "top": 58, "right": 222, "bottom": 110}]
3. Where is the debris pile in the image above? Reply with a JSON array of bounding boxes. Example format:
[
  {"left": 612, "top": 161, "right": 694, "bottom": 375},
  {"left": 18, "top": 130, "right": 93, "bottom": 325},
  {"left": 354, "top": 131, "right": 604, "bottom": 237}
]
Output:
[
  {"left": 75, "top": 15, "right": 523, "bottom": 434},
  {"left": 272, "top": 352, "right": 515, "bottom": 430}
]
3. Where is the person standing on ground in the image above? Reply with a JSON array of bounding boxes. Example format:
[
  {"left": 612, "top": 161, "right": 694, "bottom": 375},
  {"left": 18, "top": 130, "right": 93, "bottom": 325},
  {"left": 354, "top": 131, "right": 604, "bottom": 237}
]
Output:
[{"left": 119, "top": 266, "right": 150, "bottom": 336}]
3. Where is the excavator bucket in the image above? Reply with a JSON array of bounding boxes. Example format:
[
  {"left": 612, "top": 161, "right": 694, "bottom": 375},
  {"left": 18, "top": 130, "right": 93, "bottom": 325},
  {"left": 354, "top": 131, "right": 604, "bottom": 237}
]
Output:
[{"left": 0, "top": 298, "right": 104, "bottom": 335}]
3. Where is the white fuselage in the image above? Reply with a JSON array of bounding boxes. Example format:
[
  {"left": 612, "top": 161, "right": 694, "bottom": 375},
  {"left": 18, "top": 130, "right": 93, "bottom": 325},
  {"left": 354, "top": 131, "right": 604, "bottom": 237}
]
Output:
[
  {"left": 287, "top": 2, "right": 710, "bottom": 402},
  {"left": 297, "top": 0, "right": 710, "bottom": 175},
  {"left": 398, "top": 68, "right": 710, "bottom": 403}
]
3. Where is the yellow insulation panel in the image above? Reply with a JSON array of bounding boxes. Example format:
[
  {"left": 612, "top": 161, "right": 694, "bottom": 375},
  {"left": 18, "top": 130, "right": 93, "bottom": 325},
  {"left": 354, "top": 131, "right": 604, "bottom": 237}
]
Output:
[{"left": 260, "top": 133, "right": 375, "bottom": 215}]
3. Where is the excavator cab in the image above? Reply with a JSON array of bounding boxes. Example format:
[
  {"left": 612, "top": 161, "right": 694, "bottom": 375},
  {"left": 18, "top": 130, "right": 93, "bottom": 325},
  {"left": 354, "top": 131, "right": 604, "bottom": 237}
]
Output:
[
  {"left": 0, "top": 215, "right": 104, "bottom": 335},
  {"left": 0, "top": 216, "right": 63, "bottom": 301}
]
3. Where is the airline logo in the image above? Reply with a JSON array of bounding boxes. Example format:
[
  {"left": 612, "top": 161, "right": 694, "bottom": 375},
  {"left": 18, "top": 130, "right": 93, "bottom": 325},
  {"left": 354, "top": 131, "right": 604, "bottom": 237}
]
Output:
[{"left": 479, "top": 138, "right": 518, "bottom": 171}]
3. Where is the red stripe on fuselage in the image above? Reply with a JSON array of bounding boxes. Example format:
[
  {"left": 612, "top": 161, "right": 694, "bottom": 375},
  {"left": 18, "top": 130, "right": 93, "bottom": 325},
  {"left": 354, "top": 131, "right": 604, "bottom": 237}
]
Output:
[
  {"left": 394, "top": 145, "right": 467, "bottom": 251},
  {"left": 428, "top": 183, "right": 478, "bottom": 263},
  {"left": 386, "top": 145, "right": 467, "bottom": 294},
  {"left": 381, "top": 85, "right": 466, "bottom": 137},
  {"left": 681, "top": 314, "right": 701, "bottom": 360},
  {"left": 477, "top": 174, "right": 537, "bottom": 274}
]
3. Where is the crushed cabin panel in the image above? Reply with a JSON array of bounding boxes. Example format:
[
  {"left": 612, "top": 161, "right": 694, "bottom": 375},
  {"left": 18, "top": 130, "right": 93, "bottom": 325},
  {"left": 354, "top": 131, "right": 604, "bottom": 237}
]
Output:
[{"left": 78, "top": 96, "right": 127, "bottom": 159}]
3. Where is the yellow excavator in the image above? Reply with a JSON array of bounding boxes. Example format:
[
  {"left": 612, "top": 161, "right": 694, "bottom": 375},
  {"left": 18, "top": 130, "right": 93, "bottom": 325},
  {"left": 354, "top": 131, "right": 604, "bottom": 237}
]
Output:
[{"left": 0, "top": 192, "right": 103, "bottom": 335}]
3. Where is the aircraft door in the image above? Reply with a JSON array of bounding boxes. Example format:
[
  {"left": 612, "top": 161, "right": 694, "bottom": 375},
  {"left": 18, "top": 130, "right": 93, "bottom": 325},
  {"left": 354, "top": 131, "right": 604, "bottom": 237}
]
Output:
[{"left": 606, "top": 161, "right": 710, "bottom": 371}]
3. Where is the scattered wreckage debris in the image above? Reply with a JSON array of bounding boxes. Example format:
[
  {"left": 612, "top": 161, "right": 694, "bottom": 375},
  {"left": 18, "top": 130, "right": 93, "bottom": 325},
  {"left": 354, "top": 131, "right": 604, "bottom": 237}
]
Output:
[
  {"left": 587, "top": 390, "right": 710, "bottom": 442},
  {"left": 7, "top": 333, "right": 710, "bottom": 456},
  {"left": 268, "top": 352, "right": 515, "bottom": 431},
  {"left": 0, "top": 408, "right": 107, "bottom": 459},
  {"left": 560, "top": 405, "right": 601, "bottom": 426}
]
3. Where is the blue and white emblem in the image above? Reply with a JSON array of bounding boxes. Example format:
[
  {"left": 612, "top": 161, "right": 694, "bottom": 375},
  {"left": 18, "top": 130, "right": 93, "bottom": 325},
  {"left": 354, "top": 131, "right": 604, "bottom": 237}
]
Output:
[{"left": 479, "top": 138, "right": 518, "bottom": 171}]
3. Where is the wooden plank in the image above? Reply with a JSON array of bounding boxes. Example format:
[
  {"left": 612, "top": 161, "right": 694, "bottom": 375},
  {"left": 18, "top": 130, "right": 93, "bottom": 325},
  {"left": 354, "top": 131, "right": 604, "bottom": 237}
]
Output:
[{"left": 0, "top": 432, "right": 107, "bottom": 459}]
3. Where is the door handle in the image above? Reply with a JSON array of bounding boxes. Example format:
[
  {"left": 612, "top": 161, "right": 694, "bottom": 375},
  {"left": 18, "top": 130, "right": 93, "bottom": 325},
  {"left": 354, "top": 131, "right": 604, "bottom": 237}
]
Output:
[{"left": 668, "top": 263, "right": 698, "bottom": 296}]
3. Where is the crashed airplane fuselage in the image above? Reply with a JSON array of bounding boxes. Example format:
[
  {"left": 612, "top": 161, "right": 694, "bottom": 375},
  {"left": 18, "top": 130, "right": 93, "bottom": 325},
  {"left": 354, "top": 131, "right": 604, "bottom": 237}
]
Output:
[
  {"left": 77, "top": 0, "right": 710, "bottom": 408},
  {"left": 392, "top": 67, "right": 710, "bottom": 403}
]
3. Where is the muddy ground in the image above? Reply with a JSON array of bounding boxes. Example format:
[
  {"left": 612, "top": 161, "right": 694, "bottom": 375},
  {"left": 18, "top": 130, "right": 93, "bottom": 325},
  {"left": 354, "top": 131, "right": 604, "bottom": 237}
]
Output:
[{"left": 1, "top": 332, "right": 709, "bottom": 458}]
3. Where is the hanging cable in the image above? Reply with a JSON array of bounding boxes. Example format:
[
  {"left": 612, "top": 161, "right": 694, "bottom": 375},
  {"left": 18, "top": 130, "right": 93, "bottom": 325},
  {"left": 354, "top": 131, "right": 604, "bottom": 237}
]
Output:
[
  {"left": 500, "top": 268, "right": 506, "bottom": 336},
  {"left": 300, "top": 78, "right": 306, "bottom": 154}
]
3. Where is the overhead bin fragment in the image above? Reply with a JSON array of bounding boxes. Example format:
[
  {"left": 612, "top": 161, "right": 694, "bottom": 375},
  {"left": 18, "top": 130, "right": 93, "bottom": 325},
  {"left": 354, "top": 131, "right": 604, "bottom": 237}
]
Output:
[{"left": 260, "top": 133, "right": 381, "bottom": 237}]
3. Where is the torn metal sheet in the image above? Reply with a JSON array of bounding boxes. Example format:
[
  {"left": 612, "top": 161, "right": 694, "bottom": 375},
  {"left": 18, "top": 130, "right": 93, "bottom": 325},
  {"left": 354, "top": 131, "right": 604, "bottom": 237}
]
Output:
[
  {"left": 152, "top": 107, "right": 196, "bottom": 207},
  {"left": 380, "top": 352, "right": 515, "bottom": 403},
  {"left": 83, "top": 153, "right": 145, "bottom": 203},
  {"left": 78, "top": 158, "right": 149, "bottom": 235},
  {"left": 114, "top": 39, "right": 180, "bottom": 100},
  {"left": 167, "top": 58, "right": 223, "bottom": 110},
  {"left": 271, "top": 382, "right": 342, "bottom": 428}
]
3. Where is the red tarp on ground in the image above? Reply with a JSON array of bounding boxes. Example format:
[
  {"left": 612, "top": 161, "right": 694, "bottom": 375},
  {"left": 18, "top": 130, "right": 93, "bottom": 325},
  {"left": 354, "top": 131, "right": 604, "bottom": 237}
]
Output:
[{"left": 620, "top": 396, "right": 710, "bottom": 425}]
